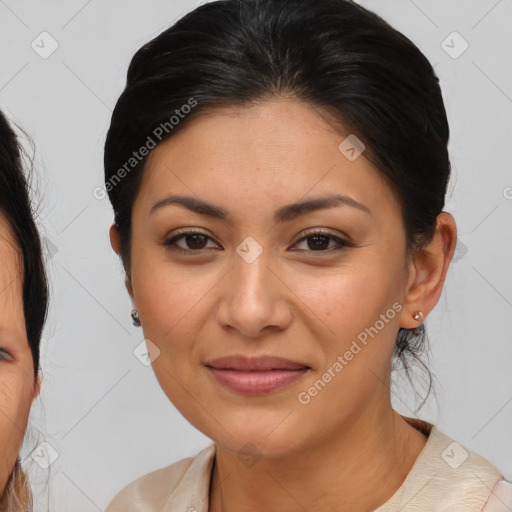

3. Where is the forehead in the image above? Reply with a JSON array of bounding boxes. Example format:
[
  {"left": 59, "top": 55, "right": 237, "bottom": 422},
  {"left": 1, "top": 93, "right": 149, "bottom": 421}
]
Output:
[
  {"left": 0, "top": 212, "right": 23, "bottom": 308},
  {"left": 0, "top": 211, "right": 26, "bottom": 341},
  {"left": 135, "top": 99, "right": 400, "bottom": 222},
  {"left": 0, "top": 211, "right": 21, "bottom": 271}
]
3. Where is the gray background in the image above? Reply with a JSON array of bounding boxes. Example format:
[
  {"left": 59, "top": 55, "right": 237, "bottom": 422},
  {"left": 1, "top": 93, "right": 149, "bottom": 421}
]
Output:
[{"left": 0, "top": 0, "right": 511, "bottom": 510}]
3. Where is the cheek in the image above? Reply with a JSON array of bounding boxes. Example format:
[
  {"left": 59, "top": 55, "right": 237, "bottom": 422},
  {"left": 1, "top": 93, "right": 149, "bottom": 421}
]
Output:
[
  {"left": 134, "top": 263, "right": 213, "bottom": 344},
  {"left": 300, "top": 273, "right": 368, "bottom": 320},
  {"left": 132, "top": 264, "right": 214, "bottom": 406},
  {"left": 288, "top": 271, "right": 400, "bottom": 441},
  {"left": 293, "top": 265, "right": 397, "bottom": 337},
  {"left": 0, "top": 371, "right": 33, "bottom": 457},
  {"left": 290, "top": 259, "right": 402, "bottom": 402}
]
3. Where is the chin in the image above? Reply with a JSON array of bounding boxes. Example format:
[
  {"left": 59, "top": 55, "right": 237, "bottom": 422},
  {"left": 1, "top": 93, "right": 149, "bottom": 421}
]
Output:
[
  {"left": 222, "top": 432, "right": 306, "bottom": 462},
  {"left": 203, "top": 410, "right": 307, "bottom": 459}
]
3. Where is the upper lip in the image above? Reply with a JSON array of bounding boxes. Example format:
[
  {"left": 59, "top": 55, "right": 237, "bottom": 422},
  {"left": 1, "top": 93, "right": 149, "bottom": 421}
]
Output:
[{"left": 204, "top": 354, "right": 310, "bottom": 371}]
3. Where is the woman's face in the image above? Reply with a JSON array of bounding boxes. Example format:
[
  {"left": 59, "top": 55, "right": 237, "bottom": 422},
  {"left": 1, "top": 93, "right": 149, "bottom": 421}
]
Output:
[
  {"left": 0, "top": 212, "right": 39, "bottom": 494},
  {"left": 114, "top": 99, "right": 431, "bottom": 457}
]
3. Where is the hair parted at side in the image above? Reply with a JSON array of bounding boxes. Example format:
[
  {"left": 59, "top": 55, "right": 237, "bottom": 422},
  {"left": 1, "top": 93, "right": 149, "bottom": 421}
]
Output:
[{"left": 104, "top": 0, "right": 451, "bottom": 411}]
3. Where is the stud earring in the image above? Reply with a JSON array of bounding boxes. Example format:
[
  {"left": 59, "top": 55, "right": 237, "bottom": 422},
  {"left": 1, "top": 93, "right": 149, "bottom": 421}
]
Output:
[
  {"left": 413, "top": 311, "right": 424, "bottom": 321},
  {"left": 131, "top": 308, "right": 141, "bottom": 327}
]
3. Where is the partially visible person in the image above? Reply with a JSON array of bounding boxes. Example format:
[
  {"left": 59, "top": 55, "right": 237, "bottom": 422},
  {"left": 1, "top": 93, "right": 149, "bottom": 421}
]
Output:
[{"left": 0, "top": 109, "right": 49, "bottom": 511}]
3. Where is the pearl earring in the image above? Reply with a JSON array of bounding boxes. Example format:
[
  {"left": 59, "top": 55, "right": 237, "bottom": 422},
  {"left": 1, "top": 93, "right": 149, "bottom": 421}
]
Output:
[
  {"left": 131, "top": 309, "right": 141, "bottom": 327},
  {"left": 413, "top": 311, "right": 424, "bottom": 321}
]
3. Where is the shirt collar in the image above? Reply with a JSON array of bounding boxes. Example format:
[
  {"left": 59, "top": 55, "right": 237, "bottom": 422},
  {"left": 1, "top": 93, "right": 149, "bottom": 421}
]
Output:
[{"left": 163, "top": 443, "right": 217, "bottom": 512}]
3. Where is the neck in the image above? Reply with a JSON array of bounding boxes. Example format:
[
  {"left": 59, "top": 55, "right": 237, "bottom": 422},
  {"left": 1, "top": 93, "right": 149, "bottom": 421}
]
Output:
[{"left": 209, "top": 405, "right": 428, "bottom": 512}]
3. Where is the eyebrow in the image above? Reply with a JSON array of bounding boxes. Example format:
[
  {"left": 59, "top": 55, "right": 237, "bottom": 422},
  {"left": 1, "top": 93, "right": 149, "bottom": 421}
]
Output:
[{"left": 149, "top": 194, "right": 371, "bottom": 223}]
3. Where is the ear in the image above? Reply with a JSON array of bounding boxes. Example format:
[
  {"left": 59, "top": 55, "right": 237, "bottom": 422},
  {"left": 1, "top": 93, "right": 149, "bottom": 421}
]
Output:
[
  {"left": 109, "top": 223, "right": 122, "bottom": 255},
  {"left": 31, "top": 370, "right": 42, "bottom": 404},
  {"left": 109, "top": 223, "right": 134, "bottom": 299},
  {"left": 399, "top": 212, "right": 457, "bottom": 329}
]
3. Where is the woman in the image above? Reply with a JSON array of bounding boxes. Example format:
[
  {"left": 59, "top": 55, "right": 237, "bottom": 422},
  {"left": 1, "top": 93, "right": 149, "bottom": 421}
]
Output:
[
  {"left": 104, "top": 0, "right": 512, "bottom": 510},
  {"left": 0, "top": 109, "right": 49, "bottom": 510}
]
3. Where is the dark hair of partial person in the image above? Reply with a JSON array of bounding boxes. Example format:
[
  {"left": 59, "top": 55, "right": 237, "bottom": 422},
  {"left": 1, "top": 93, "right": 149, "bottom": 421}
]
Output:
[
  {"left": 0, "top": 110, "right": 49, "bottom": 510},
  {"left": 104, "top": 0, "right": 450, "bottom": 412},
  {"left": 0, "top": 109, "right": 49, "bottom": 376}
]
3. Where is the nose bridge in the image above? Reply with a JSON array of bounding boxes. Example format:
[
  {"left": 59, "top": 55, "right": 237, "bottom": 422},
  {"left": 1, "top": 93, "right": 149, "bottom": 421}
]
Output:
[
  {"left": 231, "top": 236, "right": 273, "bottom": 304},
  {"left": 216, "top": 236, "right": 289, "bottom": 336}
]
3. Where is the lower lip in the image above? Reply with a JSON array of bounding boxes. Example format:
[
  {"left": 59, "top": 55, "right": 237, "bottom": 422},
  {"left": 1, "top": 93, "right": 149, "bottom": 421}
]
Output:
[{"left": 206, "top": 367, "right": 309, "bottom": 395}]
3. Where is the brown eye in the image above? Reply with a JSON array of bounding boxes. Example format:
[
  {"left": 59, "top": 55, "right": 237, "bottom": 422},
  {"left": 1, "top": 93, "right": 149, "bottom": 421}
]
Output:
[
  {"left": 163, "top": 230, "right": 220, "bottom": 254},
  {"left": 291, "top": 230, "right": 355, "bottom": 253},
  {"left": 303, "top": 234, "right": 332, "bottom": 251}
]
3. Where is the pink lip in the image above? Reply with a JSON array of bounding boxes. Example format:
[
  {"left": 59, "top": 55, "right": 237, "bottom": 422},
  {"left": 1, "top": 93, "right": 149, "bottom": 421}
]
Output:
[
  {"left": 206, "top": 367, "right": 309, "bottom": 395},
  {"left": 204, "top": 355, "right": 310, "bottom": 395}
]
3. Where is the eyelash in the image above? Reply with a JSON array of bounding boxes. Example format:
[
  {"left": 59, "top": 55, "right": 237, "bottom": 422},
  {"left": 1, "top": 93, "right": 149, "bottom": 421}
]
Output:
[{"left": 162, "top": 229, "right": 355, "bottom": 255}]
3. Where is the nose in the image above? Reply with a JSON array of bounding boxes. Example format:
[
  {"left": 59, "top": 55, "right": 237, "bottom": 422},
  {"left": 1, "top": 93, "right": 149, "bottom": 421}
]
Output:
[{"left": 215, "top": 247, "right": 292, "bottom": 338}]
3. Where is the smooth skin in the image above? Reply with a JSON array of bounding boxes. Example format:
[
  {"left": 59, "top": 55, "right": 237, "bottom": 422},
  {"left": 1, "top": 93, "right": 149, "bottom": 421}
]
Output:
[
  {"left": 110, "top": 98, "right": 457, "bottom": 512},
  {"left": 0, "top": 212, "right": 41, "bottom": 497}
]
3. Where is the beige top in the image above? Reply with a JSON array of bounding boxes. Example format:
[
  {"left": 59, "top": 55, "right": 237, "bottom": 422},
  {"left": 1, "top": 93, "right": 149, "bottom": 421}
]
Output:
[{"left": 106, "top": 415, "right": 512, "bottom": 511}]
